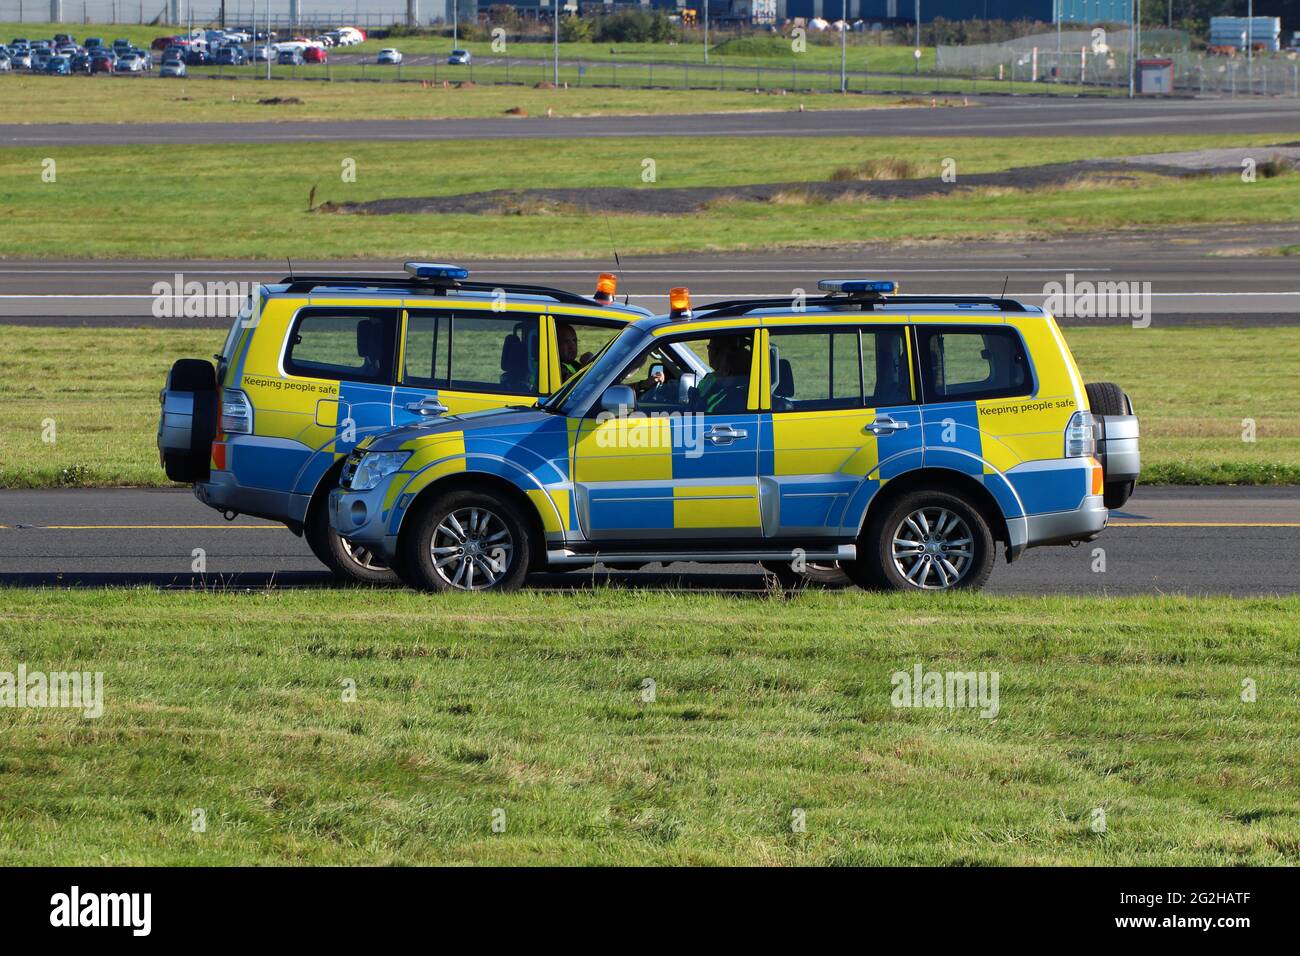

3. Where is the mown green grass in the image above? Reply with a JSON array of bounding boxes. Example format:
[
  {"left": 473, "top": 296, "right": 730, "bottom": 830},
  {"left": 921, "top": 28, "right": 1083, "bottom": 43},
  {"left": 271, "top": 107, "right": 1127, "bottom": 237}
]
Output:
[
  {"left": 1, "top": 588, "right": 1296, "bottom": 865},
  {"left": 0, "top": 72, "right": 915, "bottom": 124},
  {"left": 0, "top": 133, "right": 1295, "bottom": 260},
  {"left": 1, "top": 326, "right": 1296, "bottom": 488}
]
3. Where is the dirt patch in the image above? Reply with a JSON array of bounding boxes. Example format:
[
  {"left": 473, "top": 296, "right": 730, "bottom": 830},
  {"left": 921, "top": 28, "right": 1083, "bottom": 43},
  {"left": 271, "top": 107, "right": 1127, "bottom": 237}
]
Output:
[
  {"left": 316, "top": 158, "right": 1195, "bottom": 218},
  {"left": 257, "top": 96, "right": 304, "bottom": 106},
  {"left": 503, "top": 106, "right": 528, "bottom": 116}
]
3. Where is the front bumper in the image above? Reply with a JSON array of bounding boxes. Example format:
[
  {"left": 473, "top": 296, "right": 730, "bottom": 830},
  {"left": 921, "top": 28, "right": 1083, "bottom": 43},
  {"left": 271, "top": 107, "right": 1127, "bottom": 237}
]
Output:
[{"left": 328, "top": 484, "right": 401, "bottom": 564}]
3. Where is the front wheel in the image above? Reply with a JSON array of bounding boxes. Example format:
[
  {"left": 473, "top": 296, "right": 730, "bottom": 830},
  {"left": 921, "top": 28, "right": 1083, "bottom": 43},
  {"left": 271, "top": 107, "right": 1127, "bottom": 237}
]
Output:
[
  {"left": 305, "top": 503, "right": 399, "bottom": 585},
  {"left": 398, "top": 491, "right": 531, "bottom": 593},
  {"left": 843, "top": 490, "right": 995, "bottom": 592}
]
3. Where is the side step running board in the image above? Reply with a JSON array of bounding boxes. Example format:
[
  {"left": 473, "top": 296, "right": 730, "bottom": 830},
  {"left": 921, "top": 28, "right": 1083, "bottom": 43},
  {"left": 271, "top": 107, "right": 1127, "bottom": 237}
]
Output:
[{"left": 545, "top": 545, "right": 856, "bottom": 567}]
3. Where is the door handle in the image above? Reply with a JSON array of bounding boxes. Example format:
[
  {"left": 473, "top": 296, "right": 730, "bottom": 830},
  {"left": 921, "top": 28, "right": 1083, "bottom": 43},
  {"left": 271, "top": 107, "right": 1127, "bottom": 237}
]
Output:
[
  {"left": 866, "top": 415, "right": 909, "bottom": 436},
  {"left": 405, "top": 398, "right": 448, "bottom": 416},
  {"left": 704, "top": 425, "right": 748, "bottom": 445}
]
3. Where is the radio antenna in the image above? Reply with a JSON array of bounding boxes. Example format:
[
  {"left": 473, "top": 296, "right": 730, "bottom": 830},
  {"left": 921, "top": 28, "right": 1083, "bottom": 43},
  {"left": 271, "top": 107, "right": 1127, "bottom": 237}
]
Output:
[
  {"left": 286, "top": 257, "right": 296, "bottom": 280},
  {"left": 999, "top": 274, "right": 1009, "bottom": 300},
  {"left": 602, "top": 212, "right": 622, "bottom": 269}
]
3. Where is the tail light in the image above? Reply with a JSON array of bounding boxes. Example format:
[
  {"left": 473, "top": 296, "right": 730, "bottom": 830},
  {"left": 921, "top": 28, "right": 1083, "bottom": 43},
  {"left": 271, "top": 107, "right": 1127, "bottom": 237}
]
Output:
[
  {"left": 1065, "top": 410, "right": 1097, "bottom": 458},
  {"left": 221, "top": 388, "right": 253, "bottom": 434},
  {"left": 669, "top": 287, "right": 692, "bottom": 318},
  {"left": 594, "top": 273, "right": 617, "bottom": 302},
  {"left": 1090, "top": 457, "right": 1105, "bottom": 496}
]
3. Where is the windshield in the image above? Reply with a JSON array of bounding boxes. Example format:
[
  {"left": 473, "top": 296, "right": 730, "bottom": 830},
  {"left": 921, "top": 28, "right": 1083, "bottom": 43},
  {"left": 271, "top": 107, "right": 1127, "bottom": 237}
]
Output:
[{"left": 541, "top": 326, "right": 653, "bottom": 416}]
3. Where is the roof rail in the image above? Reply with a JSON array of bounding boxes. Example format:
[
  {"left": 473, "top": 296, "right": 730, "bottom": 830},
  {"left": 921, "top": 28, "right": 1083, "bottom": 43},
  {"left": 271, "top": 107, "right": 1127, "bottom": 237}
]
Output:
[
  {"left": 276, "top": 274, "right": 611, "bottom": 309},
  {"left": 693, "top": 294, "right": 1027, "bottom": 319}
]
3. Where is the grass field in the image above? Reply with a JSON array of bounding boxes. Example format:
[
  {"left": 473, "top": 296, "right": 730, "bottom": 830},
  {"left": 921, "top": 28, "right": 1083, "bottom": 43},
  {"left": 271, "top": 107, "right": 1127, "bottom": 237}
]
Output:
[
  {"left": 0, "top": 133, "right": 1296, "bottom": 260},
  {"left": 1, "top": 588, "right": 1296, "bottom": 865},
  {"left": 1, "top": 325, "right": 1296, "bottom": 489},
  {"left": 0, "top": 73, "right": 917, "bottom": 124}
]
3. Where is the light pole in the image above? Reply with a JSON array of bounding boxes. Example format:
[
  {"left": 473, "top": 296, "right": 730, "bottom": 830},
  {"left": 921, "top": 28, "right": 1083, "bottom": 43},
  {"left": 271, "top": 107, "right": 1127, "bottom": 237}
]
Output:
[
  {"left": 453, "top": 0, "right": 458, "bottom": 48},
  {"left": 914, "top": 0, "right": 920, "bottom": 74},
  {"left": 553, "top": 0, "right": 559, "bottom": 87},
  {"left": 703, "top": 0, "right": 708, "bottom": 65},
  {"left": 840, "top": 10, "right": 847, "bottom": 93},
  {"left": 1247, "top": 0, "right": 1253, "bottom": 92}
]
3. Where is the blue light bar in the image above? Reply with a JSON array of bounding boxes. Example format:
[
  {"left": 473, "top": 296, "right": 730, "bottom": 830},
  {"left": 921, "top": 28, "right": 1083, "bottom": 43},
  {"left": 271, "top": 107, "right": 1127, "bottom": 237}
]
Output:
[
  {"left": 817, "top": 279, "right": 898, "bottom": 295},
  {"left": 404, "top": 261, "right": 470, "bottom": 281}
]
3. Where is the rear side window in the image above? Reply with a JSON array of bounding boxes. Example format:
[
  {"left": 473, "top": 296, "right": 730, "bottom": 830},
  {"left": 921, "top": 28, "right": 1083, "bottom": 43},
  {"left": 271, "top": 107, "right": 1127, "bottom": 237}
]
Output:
[
  {"left": 769, "top": 330, "right": 862, "bottom": 411},
  {"left": 403, "top": 311, "right": 538, "bottom": 396},
  {"left": 285, "top": 308, "right": 398, "bottom": 385},
  {"left": 916, "top": 326, "right": 1033, "bottom": 403}
]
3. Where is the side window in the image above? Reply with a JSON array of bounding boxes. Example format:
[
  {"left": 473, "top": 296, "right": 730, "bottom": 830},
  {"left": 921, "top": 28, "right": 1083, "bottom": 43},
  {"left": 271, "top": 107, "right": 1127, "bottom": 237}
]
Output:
[
  {"left": 768, "top": 330, "right": 862, "bottom": 412},
  {"left": 555, "top": 318, "right": 622, "bottom": 383},
  {"left": 861, "top": 326, "right": 914, "bottom": 407},
  {"left": 402, "top": 311, "right": 538, "bottom": 395},
  {"left": 613, "top": 330, "right": 755, "bottom": 415},
  {"left": 916, "top": 326, "right": 1033, "bottom": 403},
  {"left": 402, "top": 311, "right": 449, "bottom": 389},
  {"left": 285, "top": 309, "right": 398, "bottom": 385}
]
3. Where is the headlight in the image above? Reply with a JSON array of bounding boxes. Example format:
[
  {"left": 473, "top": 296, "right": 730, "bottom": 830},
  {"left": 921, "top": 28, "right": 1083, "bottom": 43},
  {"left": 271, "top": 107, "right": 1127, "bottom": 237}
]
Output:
[{"left": 348, "top": 451, "right": 410, "bottom": 491}]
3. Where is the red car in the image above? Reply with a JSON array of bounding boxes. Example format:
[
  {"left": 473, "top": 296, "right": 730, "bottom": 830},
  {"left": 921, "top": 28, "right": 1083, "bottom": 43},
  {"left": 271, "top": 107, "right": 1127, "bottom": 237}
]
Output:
[
  {"left": 302, "top": 45, "right": 326, "bottom": 63},
  {"left": 152, "top": 35, "right": 180, "bottom": 51}
]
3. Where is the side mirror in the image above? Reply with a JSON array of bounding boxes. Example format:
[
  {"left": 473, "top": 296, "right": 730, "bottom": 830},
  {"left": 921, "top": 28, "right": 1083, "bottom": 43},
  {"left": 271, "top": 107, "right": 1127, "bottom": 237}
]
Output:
[
  {"left": 677, "top": 373, "right": 697, "bottom": 404},
  {"left": 600, "top": 385, "right": 636, "bottom": 416}
]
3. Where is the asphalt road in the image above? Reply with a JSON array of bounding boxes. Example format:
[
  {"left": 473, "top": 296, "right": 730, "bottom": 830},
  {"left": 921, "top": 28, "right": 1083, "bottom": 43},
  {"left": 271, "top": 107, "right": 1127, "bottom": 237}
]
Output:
[
  {"left": 1, "top": 486, "right": 1296, "bottom": 596},
  {"left": 3, "top": 224, "right": 1296, "bottom": 327},
  {"left": 4, "top": 95, "right": 1299, "bottom": 146}
]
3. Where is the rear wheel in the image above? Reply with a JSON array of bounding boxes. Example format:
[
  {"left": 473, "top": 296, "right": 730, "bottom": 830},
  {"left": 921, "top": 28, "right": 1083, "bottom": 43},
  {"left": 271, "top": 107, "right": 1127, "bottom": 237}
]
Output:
[
  {"left": 759, "top": 560, "right": 850, "bottom": 591},
  {"left": 398, "top": 490, "right": 532, "bottom": 593},
  {"left": 843, "top": 490, "right": 995, "bottom": 592},
  {"left": 304, "top": 502, "right": 398, "bottom": 585}
]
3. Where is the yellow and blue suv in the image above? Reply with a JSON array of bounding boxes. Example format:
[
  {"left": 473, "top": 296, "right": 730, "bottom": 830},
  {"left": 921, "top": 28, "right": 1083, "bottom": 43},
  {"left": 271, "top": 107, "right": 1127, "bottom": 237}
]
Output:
[
  {"left": 157, "top": 263, "right": 650, "bottom": 582},
  {"left": 326, "top": 279, "right": 1141, "bottom": 592}
]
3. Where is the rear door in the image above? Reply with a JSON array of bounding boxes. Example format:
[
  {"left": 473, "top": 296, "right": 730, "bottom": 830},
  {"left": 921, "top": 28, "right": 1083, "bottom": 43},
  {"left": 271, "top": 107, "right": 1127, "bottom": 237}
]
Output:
[{"left": 759, "top": 320, "right": 922, "bottom": 538}]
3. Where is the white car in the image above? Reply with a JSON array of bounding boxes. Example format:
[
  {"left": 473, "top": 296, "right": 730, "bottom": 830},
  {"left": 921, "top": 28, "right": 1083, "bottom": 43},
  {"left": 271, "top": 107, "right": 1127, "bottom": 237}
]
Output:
[
  {"left": 448, "top": 49, "right": 471, "bottom": 65},
  {"left": 376, "top": 48, "right": 402, "bottom": 65},
  {"left": 160, "top": 58, "right": 186, "bottom": 77}
]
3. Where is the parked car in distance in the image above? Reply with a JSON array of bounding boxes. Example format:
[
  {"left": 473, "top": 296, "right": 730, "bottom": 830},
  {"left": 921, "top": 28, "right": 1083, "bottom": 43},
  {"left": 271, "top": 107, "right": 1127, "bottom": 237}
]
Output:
[
  {"left": 70, "top": 52, "right": 93, "bottom": 72},
  {"left": 84, "top": 36, "right": 103, "bottom": 49},
  {"left": 448, "top": 48, "right": 471, "bottom": 65},
  {"left": 31, "top": 47, "right": 54, "bottom": 69},
  {"left": 53, "top": 33, "right": 75, "bottom": 47},
  {"left": 376, "top": 47, "right": 402, "bottom": 64},
  {"left": 0, "top": 54, "right": 11, "bottom": 72},
  {"left": 9, "top": 48, "right": 31, "bottom": 69},
  {"left": 213, "top": 45, "right": 247, "bottom": 65},
  {"left": 44, "top": 55, "right": 72, "bottom": 75},
  {"left": 160, "top": 57, "right": 187, "bottom": 77},
  {"left": 183, "top": 47, "right": 210, "bottom": 66},
  {"left": 252, "top": 44, "right": 272, "bottom": 61},
  {"left": 302, "top": 44, "right": 327, "bottom": 63},
  {"left": 277, "top": 47, "right": 304, "bottom": 65},
  {"left": 89, "top": 51, "right": 115, "bottom": 73},
  {"left": 114, "top": 53, "right": 144, "bottom": 73}
]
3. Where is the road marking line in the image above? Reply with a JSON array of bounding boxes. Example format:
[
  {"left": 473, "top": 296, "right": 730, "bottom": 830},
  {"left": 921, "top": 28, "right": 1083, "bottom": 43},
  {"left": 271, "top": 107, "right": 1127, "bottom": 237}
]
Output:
[{"left": 1110, "top": 521, "right": 1300, "bottom": 527}]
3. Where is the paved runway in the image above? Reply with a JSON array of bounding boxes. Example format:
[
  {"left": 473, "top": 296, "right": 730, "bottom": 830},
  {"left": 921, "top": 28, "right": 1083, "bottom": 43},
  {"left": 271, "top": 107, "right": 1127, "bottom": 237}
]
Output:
[
  {"left": 0, "top": 486, "right": 1295, "bottom": 596},
  {"left": 2, "top": 224, "right": 1296, "bottom": 326},
  {"left": 4, "top": 96, "right": 1299, "bottom": 146}
]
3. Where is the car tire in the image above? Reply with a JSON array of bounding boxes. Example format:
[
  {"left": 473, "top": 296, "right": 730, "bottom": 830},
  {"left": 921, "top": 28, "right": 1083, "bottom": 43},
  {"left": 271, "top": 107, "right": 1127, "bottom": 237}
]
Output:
[
  {"left": 1085, "top": 381, "right": 1137, "bottom": 509},
  {"left": 844, "top": 489, "right": 995, "bottom": 592},
  {"left": 759, "top": 560, "right": 850, "bottom": 591},
  {"left": 159, "top": 358, "right": 218, "bottom": 483},
  {"left": 398, "top": 490, "right": 532, "bottom": 593},
  {"left": 304, "top": 501, "right": 399, "bottom": 586}
]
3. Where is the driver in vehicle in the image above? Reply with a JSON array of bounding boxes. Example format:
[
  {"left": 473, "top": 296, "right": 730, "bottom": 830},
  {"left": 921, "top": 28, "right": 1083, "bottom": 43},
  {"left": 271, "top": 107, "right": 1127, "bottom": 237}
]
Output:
[
  {"left": 694, "top": 336, "right": 752, "bottom": 413},
  {"left": 557, "top": 322, "right": 597, "bottom": 381}
]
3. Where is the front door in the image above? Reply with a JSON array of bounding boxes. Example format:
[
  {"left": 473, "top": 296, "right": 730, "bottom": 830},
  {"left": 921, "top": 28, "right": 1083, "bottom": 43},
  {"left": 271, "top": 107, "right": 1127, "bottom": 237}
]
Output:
[{"left": 571, "top": 328, "right": 763, "bottom": 543}]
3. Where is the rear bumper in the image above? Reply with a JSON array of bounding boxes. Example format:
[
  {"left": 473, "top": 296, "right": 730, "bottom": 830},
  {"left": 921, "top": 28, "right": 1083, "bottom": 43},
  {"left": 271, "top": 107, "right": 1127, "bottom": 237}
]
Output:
[
  {"left": 1009, "top": 494, "right": 1108, "bottom": 559},
  {"left": 195, "top": 470, "right": 310, "bottom": 530}
]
